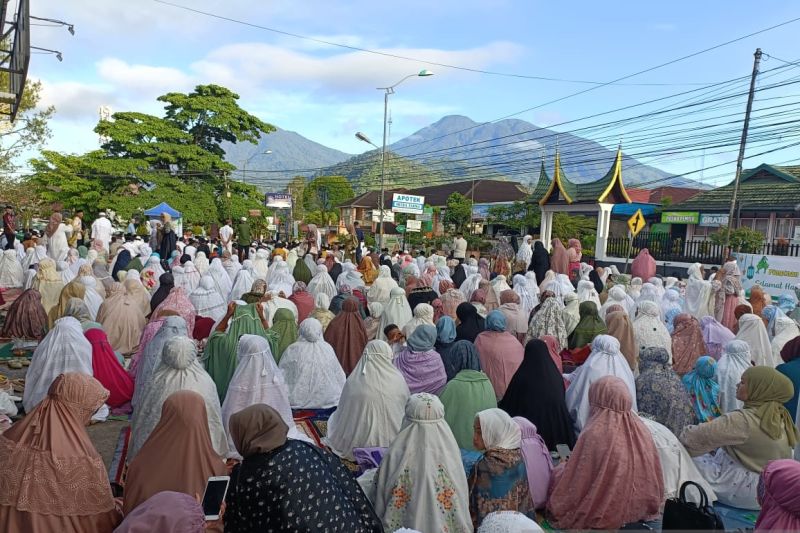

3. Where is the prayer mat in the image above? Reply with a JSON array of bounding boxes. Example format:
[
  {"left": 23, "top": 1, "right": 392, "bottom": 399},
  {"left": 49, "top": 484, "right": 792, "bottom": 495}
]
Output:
[
  {"left": 292, "top": 407, "right": 336, "bottom": 448},
  {"left": 109, "top": 425, "right": 131, "bottom": 487}
]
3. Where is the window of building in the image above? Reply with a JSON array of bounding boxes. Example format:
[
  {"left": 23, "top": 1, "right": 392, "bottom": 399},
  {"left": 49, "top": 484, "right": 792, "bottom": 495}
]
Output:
[{"left": 775, "top": 218, "right": 800, "bottom": 240}]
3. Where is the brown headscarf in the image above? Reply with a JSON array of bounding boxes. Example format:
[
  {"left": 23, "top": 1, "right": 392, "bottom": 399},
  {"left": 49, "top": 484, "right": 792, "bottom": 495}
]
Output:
[
  {"left": 47, "top": 281, "right": 87, "bottom": 328},
  {"left": 323, "top": 296, "right": 368, "bottom": 375},
  {"left": 0, "top": 373, "right": 121, "bottom": 531},
  {"left": 605, "top": 310, "right": 639, "bottom": 372},
  {"left": 550, "top": 238, "right": 569, "bottom": 275},
  {"left": 479, "top": 279, "right": 499, "bottom": 311},
  {"left": 229, "top": 404, "right": 289, "bottom": 458},
  {"left": 781, "top": 336, "right": 800, "bottom": 363},
  {"left": 733, "top": 305, "right": 752, "bottom": 334},
  {"left": 45, "top": 212, "right": 63, "bottom": 238},
  {"left": 0, "top": 288, "right": 48, "bottom": 340},
  {"left": 671, "top": 314, "right": 708, "bottom": 375},
  {"left": 123, "top": 390, "right": 226, "bottom": 514}
]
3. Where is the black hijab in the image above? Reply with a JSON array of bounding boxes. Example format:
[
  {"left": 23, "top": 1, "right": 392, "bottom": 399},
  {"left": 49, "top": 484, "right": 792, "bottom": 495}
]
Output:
[
  {"left": 498, "top": 339, "right": 577, "bottom": 451},
  {"left": 455, "top": 302, "right": 485, "bottom": 343},
  {"left": 149, "top": 272, "right": 175, "bottom": 313},
  {"left": 111, "top": 249, "right": 131, "bottom": 280},
  {"left": 452, "top": 264, "right": 467, "bottom": 288},
  {"left": 589, "top": 269, "right": 604, "bottom": 294},
  {"left": 329, "top": 262, "right": 343, "bottom": 283},
  {"left": 530, "top": 241, "right": 550, "bottom": 285}
]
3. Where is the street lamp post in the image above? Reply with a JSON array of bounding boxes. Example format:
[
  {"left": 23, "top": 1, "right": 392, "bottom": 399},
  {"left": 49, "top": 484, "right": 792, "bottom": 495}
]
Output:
[
  {"left": 356, "top": 69, "right": 433, "bottom": 250},
  {"left": 241, "top": 150, "right": 272, "bottom": 185}
]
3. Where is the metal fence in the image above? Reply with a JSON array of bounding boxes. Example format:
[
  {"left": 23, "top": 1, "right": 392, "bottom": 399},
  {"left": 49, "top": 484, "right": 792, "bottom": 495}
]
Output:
[{"left": 606, "top": 232, "right": 800, "bottom": 264}]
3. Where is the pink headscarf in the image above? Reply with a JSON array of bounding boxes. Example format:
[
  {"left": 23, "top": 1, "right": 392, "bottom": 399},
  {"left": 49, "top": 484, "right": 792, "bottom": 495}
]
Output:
[
  {"left": 631, "top": 248, "right": 656, "bottom": 281},
  {"left": 541, "top": 335, "right": 563, "bottom": 374},
  {"left": 439, "top": 280, "right": 465, "bottom": 320},
  {"left": 550, "top": 239, "right": 569, "bottom": 275},
  {"left": 756, "top": 459, "right": 800, "bottom": 531},
  {"left": 420, "top": 265, "right": 437, "bottom": 288},
  {"left": 478, "top": 258, "right": 491, "bottom": 281},
  {"left": 547, "top": 376, "right": 664, "bottom": 530},
  {"left": 431, "top": 298, "right": 444, "bottom": 323},
  {"left": 671, "top": 314, "right": 708, "bottom": 375},
  {"left": 514, "top": 416, "right": 553, "bottom": 510},
  {"left": 151, "top": 287, "right": 196, "bottom": 333}
]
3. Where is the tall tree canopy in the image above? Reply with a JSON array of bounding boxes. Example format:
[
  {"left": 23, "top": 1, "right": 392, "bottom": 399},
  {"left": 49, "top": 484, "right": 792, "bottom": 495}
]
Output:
[{"left": 29, "top": 84, "right": 274, "bottom": 224}]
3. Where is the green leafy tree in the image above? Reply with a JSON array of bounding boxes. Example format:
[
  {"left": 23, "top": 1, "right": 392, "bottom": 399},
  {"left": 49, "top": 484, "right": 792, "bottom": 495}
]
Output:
[
  {"left": 302, "top": 175, "right": 353, "bottom": 226},
  {"left": 552, "top": 213, "right": 597, "bottom": 251},
  {"left": 443, "top": 192, "right": 473, "bottom": 233},
  {"left": 287, "top": 176, "right": 307, "bottom": 221},
  {"left": 487, "top": 201, "right": 541, "bottom": 234},
  {"left": 710, "top": 226, "right": 764, "bottom": 253},
  {"left": 29, "top": 84, "right": 273, "bottom": 225},
  {"left": 0, "top": 80, "right": 55, "bottom": 174}
]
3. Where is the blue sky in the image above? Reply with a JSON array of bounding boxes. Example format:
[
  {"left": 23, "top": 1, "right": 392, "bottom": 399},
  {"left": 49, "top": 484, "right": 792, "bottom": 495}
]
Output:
[{"left": 27, "top": 0, "right": 800, "bottom": 185}]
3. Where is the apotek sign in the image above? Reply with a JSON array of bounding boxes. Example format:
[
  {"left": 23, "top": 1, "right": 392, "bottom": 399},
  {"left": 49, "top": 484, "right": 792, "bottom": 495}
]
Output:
[{"left": 391, "top": 193, "right": 425, "bottom": 215}]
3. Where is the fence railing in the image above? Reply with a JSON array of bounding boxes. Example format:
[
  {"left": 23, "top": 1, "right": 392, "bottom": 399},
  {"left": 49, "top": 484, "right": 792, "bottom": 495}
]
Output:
[{"left": 605, "top": 232, "right": 800, "bottom": 264}]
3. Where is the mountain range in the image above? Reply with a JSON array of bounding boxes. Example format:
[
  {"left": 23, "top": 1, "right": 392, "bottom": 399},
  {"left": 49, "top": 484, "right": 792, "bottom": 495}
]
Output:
[{"left": 225, "top": 115, "right": 704, "bottom": 191}]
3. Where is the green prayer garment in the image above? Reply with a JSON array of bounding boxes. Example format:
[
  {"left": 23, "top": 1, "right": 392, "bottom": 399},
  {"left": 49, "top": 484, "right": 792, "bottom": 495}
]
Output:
[
  {"left": 292, "top": 259, "right": 312, "bottom": 285},
  {"left": 237, "top": 222, "right": 251, "bottom": 245},
  {"left": 270, "top": 308, "right": 298, "bottom": 363},
  {"left": 204, "top": 304, "right": 277, "bottom": 401},
  {"left": 125, "top": 257, "right": 144, "bottom": 273},
  {"left": 568, "top": 301, "right": 607, "bottom": 350},
  {"left": 440, "top": 369, "right": 497, "bottom": 450}
]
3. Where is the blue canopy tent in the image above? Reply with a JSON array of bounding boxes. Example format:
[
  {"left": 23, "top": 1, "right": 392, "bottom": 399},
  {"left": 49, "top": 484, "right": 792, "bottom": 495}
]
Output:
[
  {"left": 143, "top": 202, "right": 183, "bottom": 238},
  {"left": 143, "top": 202, "right": 181, "bottom": 218}
]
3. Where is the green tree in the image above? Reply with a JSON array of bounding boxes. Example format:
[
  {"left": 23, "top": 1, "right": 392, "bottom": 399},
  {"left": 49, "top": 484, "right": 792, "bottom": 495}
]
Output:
[
  {"left": 487, "top": 201, "right": 541, "bottom": 234},
  {"left": 302, "top": 175, "right": 354, "bottom": 225},
  {"left": 710, "top": 227, "right": 764, "bottom": 253},
  {"left": 29, "top": 84, "right": 273, "bottom": 225},
  {"left": 443, "top": 192, "right": 473, "bottom": 233},
  {"left": 0, "top": 80, "right": 55, "bottom": 174},
  {"left": 287, "top": 176, "right": 307, "bottom": 221},
  {"left": 552, "top": 213, "right": 597, "bottom": 250}
]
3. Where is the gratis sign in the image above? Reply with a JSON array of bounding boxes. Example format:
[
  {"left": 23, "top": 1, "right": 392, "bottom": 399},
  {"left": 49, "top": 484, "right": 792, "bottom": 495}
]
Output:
[{"left": 392, "top": 193, "right": 425, "bottom": 215}]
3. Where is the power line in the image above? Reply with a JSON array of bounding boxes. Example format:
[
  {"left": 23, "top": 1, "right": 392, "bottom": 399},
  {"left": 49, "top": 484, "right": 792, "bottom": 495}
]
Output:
[{"left": 152, "top": 0, "right": 726, "bottom": 87}]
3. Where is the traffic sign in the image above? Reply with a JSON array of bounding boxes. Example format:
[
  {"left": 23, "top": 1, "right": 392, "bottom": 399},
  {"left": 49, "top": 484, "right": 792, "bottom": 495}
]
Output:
[{"left": 627, "top": 209, "right": 646, "bottom": 237}]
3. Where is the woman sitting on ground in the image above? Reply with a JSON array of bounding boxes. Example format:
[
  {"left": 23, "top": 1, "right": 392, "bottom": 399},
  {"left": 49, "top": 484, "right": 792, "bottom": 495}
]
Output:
[
  {"left": 547, "top": 376, "right": 664, "bottom": 530},
  {"left": 224, "top": 404, "right": 383, "bottom": 532},
  {"left": 469, "top": 408, "right": 535, "bottom": 528},
  {"left": 679, "top": 366, "right": 799, "bottom": 509}
]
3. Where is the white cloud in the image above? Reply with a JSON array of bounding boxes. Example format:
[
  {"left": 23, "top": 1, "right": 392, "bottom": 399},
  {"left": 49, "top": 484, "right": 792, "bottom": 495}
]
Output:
[
  {"left": 96, "top": 58, "right": 194, "bottom": 94},
  {"left": 37, "top": 79, "right": 117, "bottom": 121}
]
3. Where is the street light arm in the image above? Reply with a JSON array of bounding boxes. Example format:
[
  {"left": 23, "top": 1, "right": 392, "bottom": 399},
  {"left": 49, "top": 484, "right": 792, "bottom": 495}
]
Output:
[{"left": 378, "top": 73, "right": 418, "bottom": 92}]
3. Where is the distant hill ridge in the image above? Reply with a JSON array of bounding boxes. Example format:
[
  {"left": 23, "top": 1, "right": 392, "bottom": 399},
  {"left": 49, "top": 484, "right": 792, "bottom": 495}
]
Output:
[{"left": 225, "top": 115, "right": 703, "bottom": 191}]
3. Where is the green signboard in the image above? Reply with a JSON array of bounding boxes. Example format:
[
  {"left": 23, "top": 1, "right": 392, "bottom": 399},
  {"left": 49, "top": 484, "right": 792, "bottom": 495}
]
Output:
[{"left": 660, "top": 211, "right": 699, "bottom": 224}]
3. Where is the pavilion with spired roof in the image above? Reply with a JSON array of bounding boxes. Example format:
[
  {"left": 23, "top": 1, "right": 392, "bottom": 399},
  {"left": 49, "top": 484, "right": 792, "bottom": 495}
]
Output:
[{"left": 530, "top": 148, "right": 632, "bottom": 260}]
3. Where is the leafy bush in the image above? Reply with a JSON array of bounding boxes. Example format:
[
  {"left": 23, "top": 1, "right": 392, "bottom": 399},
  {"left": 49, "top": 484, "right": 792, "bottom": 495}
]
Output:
[{"left": 709, "top": 227, "right": 764, "bottom": 254}]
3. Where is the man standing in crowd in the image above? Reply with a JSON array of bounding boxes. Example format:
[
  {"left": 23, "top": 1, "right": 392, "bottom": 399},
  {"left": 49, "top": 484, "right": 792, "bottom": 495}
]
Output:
[
  {"left": 452, "top": 232, "right": 467, "bottom": 262},
  {"left": 219, "top": 218, "right": 234, "bottom": 254},
  {"left": 237, "top": 216, "right": 251, "bottom": 261},
  {"left": 91, "top": 211, "right": 113, "bottom": 251},
  {"left": 3, "top": 205, "right": 15, "bottom": 250}
]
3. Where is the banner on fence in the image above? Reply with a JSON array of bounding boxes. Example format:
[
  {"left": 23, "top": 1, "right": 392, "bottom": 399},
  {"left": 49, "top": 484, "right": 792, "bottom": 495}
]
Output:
[{"left": 733, "top": 252, "right": 799, "bottom": 301}]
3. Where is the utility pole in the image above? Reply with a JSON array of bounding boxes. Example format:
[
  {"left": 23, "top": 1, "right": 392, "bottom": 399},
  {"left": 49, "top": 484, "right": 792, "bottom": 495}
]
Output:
[
  {"left": 725, "top": 48, "right": 762, "bottom": 254},
  {"left": 379, "top": 89, "right": 389, "bottom": 250}
]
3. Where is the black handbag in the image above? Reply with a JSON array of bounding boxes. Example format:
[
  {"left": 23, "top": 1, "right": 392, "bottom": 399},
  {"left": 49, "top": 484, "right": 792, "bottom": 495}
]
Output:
[{"left": 662, "top": 481, "right": 725, "bottom": 531}]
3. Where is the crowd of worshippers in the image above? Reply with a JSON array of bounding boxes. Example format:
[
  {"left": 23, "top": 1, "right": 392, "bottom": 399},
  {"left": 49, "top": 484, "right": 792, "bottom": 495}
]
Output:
[{"left": 2, "top": 223, "right": 800, "bottom": 531}]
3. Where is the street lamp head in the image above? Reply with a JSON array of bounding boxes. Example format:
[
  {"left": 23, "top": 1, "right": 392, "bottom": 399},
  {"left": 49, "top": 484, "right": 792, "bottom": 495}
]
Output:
[
  {"left": 355, "top": 132, "right": 373, "bottom": 145},
  {"left": 418, "top": 69, "right": 434, "bottom": 77},
  {"left": 264, "top": 150, "right": 272, "bottom": 154}
]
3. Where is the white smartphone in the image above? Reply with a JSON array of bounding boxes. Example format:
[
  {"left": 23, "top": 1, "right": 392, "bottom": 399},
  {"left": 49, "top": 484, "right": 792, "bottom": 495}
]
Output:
[
  {"left": 556, "top": 444, "right": 572, "bottom": 461},
  {"left": 201, "top": 475, "right": 230, "bottom": 521}
]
